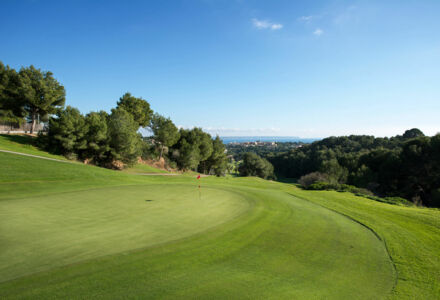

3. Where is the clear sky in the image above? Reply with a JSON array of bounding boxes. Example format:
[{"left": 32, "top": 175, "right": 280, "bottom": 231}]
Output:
[{"left": 1, "top": 0, "right": 439, "bottom": 137}]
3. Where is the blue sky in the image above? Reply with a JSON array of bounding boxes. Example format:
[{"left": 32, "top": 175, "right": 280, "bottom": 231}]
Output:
[{"left": 1, "top": 0, "right": 439, "bottom": 137}]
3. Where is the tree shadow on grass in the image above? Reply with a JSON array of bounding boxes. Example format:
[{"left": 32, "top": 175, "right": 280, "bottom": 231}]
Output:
[
  {"left": 275, "top": 177, "right": 297, "bottom": 184},
  {"left": 0, "top": 134, "right": 35, "bottom": 146}
]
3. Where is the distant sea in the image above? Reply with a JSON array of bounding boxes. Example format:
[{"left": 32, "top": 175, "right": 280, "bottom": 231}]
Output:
[{"left": 220, "top": 136, "right": 319, "bottom": 144}]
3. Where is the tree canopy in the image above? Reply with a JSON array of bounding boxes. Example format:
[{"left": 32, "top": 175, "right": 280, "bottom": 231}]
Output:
[
  {"left": 18, "top": 65, "right": 65, "bottom": 133},
  {"left": 266, "top": 130, "right": 440, "bottom": 207},
  {"left": 150, "top": 113, "right": 180, "bottom": 159},
  {"left": 47, "top": 106, "right": 87, "bottom": 158},
  {"left": 403, "top": 128, "right": 425, "bottom": 139},
  {"left": 0, "top": 62, "right": 26, "bottom": 124},
  {"left": 116, "top": 92, "right": 152, "bottom": 128},
  {"left": 107, "top": 108, "right": 143, "bottom": 166},
  {"left": 205, "top": 136, "right": 228, "bottom": 176},
  {"left": 239, "top": 152, "right": 274, "bottom": 179},
  {"left": 83, "top": 111, "right": 110, "bottom": 164}
]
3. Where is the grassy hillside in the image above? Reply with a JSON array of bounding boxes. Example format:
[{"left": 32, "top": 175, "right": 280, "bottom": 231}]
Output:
[
  {"left": 122, "top": 162, "right": 169, "bottom": 174},
  {"left": 282, "top": 187, "right": 440, "bottom": 298},
  {"left": 0, "top": 134, "right": 69, "bottom": 161},
  {"left": 0, "top": 138, "right": 439, "bottom": 299},
  {"left": 0, "top": 134, "right": 168, "bottom": 174}
]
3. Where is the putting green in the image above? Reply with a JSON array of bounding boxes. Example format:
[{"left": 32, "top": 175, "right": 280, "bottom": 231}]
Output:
[{"left": 0, "top": 185, "right": 249, "bottom": 282}]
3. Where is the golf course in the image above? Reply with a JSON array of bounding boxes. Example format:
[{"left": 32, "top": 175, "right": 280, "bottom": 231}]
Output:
[{"left": 1, "top": 135, "right": 439, "bottom": 299}]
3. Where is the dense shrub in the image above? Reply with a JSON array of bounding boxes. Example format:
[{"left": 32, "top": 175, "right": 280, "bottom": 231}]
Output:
[
  {"left": 298, "top": 172, "right": 328, "bottom": 189},
  {"left": 47, "top": 106, "right": 87, "bottom": 157}
]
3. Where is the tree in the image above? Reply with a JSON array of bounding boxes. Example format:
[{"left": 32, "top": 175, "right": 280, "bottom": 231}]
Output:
[
  {"left": 171, "top": 127, "right": 214, "bottom": 172},
  {"left": 239, "top": 152, "right": 274, "bottom": 179},
  {"left": 107, "top": 108, "right": 142, "bottom": 166},
  {"left": 47, "top": 106, "right": 88, "bottom": 157},
  {"left": 0, "top": 109, "right": 25, "bottom": 129},
  {"left": 319, "top": 158, "right": 348, "bottom": 184},
  {"left": 403, "top": 128, "right": 425, "bottom": 139},
  {"left": 82, "top": 111, "right": 110, "bottom": 164},
  {"left": 150, "top": 113, "right": 180, "bottom": 159},
  {"left": 0, "top": 62, "right": 26, "bottom": 125},
  {"left": 18, "top": 65, "right": 65, "bottom": 133},
  {"left": 173, "top": 138, "right": 200, "bottom": 170},
  {"left": 184, "top": 128, "right": 214, "bottom": 173},
  {"left": 204, "top": 136, "right": 227, "bottom": 176},
  {"left": 0, "top": 62, "right": 7, "bottom": 100},
  {"left": 196, "top": 129, "right": 213, "bottom": 172},
  {"left": 116, "top": 92, "right": 153, "bottom": 128}
]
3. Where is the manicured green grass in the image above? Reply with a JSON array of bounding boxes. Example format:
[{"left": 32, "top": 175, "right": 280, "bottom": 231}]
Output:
[
  {"left": 281, "top": 187, "right": 440, "bottom": 299},
  {"left": 0, "top": 184, "right": 249, "bottom": 282},
  {"left": 0, "top": 142, "right": 439, "bottom": 299},
  {"left": 0, "top": 134, "right": 68, "bottom": 161}
]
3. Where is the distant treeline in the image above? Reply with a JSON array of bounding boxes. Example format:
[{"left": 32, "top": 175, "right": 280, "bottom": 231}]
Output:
[
  {"left": 0, "top": 62, "right": 227, "bottom": 175},
  {"left": 265, "top": 129, "right": 440, "bottom": 207}
]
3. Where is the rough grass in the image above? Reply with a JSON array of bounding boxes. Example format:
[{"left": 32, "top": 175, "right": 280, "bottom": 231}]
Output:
[
  {"left": 0, "top": 140, "right": 439, "bottom": 299},
  {"left": 122, "top": 162, "right": 169, "bottom": 174}
]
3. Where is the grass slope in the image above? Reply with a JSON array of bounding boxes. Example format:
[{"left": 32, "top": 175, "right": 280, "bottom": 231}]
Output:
[
  {"left": 0, "top": 134, "right": 167, "bottom": 174},
  {"left": 282, "top": 187, "right": 440, "bottom": 298},
  {"left": 122, "top": 163, "right": 169, "bottom": 174},
  {"left": 0, "top": 134, "right": 68, "bottom": 161},
  {"left": 0, "top": 139, "right": 438, "bottom": 299}
]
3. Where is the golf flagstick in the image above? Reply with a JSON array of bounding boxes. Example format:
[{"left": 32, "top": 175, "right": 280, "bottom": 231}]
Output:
[{"left": 197, "top": 174, "right": 201, "bottom": 200}]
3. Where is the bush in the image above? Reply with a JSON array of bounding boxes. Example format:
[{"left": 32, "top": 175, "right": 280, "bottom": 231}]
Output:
[
  {"left": 167, "top": 160, "right": 178, "bottom": 170},
  {"left": 298, "top": 172, "right": 328, "bottom": 189},
  {"left": 140, "top": 141, "right": 157, "bottom": 160},
  {"left": 356, "top": 188, "right": 375, "bottom": 196},
  {"left": 35, "top": 132, "right": 49, "bottom": 149},
  {"left": 64, "top": 152, "right": 78, "bottom": 161},
  {"left": 307, "top": 181, "right": 332, "bottom": 190},
  {"left": 307, "top": 182, "right": 359, "bottom": 192}
]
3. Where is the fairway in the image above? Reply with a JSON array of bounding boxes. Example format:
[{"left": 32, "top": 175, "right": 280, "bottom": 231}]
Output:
[{"left": 0, "top": 148, "right": 439, "bottom": 299}]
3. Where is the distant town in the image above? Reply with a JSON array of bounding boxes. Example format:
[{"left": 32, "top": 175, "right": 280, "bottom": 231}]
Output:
[
  {"left": 228, "top": 141, "right": 277, "bottom": 146},
  {"left": 225, "top": 141, "right": 306, "bottom": 161},
  {"left": 227, "top": 140, "right": 305, "bottom": 147}
]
